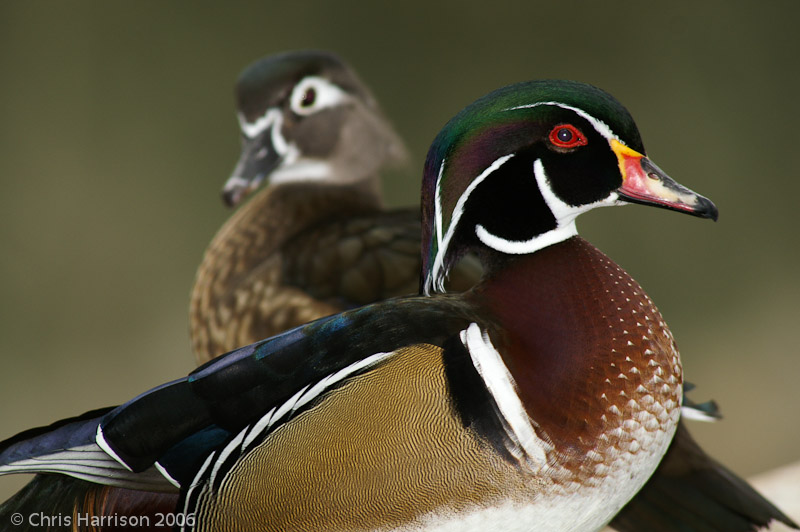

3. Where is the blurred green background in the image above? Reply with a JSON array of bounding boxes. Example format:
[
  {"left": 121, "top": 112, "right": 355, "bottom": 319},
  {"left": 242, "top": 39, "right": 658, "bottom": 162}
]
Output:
[{"left": 1, "top": 1, "right": 798, "bottom": 503}]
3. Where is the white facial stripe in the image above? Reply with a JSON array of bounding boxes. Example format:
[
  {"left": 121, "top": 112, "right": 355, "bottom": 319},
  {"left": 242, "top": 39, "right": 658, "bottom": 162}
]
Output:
[
  {"left": 533, "top": 158, "right": 618, "bottom": 223},
  {"left": 475, "top": 222, "right": 578, "bottom": 255},
  {"left": 269, "top": 111, "right": 291, "bottom": 155},
  {"left": 290, "top": 76, "right": 350, "bottom": 116},
  {"left": 238, "top": 108, "right": 292, "bottom": 159},
  {"left": 423, "top": 159, "right": 447, "bottom": 295},
  {"left": 427, "top": 154, "right": 515, "bottom": 294},
  {"left": 239, "top": 108, "right": 280, "bottom": 139},
  {"left": 504, "top": 101, "right": 617, "bottom": 142},
  {"left": 460, "top": 323, "right": 551, "bottom": 468},
  {"left": 434, "top": 159, "right": 446, "bottom": 253},
  {"left": 237, "top": 107, "right": 307, "bottom": 187}
]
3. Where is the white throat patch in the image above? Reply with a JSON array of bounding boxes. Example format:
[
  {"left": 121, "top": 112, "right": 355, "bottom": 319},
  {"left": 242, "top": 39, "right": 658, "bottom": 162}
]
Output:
[{"left": 474, "top": 158, "right": 617, "bottom": 255}]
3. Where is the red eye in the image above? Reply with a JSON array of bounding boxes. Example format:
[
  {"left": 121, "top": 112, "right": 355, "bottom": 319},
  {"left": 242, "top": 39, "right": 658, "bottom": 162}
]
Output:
[{"left": 549, "top": 124, "right": 587, "bottom": 148}]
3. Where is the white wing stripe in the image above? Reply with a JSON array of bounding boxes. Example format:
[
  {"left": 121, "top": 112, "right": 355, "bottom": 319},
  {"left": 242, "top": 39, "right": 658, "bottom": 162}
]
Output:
[
  {"left": 96, "top": 424, "right": 133, "bottom": 471},
  {"left": 194, "top": 350, "right": 397, "bottom": 496},
  {"left": 460, "top": 323, "right": 551, "bottom": 468}
]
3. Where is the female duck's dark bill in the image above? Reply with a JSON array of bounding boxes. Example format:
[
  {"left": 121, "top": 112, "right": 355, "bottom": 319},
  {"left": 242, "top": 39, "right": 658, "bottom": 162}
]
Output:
[
  {"left": 611, "top": 139, "right": 719, "bottom": 221},
  {"left": 222, "top": 172, "right": 268, "bottom": 207},
  {"left": 222, "top": 122, "right": 284, "bottom": 207}
]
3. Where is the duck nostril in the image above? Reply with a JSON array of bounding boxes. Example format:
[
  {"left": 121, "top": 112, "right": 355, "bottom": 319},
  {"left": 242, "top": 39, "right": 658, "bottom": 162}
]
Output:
[{"left": 647, "top": 172, "right": 659, "bottom": 181}]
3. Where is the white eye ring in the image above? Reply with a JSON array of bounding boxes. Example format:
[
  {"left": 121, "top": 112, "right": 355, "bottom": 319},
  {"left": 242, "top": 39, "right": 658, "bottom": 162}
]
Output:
[{"left": 289, "top": 76, "right": 349, "bottom": 116}]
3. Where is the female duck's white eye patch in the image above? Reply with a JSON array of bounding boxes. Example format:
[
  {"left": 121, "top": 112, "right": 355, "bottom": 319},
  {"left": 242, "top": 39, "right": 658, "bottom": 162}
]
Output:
[{"left": 289, "top": 76, "right": 349, "bottom": 116}]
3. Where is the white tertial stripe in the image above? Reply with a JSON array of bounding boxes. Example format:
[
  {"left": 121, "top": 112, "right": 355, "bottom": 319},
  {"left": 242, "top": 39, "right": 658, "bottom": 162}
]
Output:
[
  {"left": 460, "top": 323, "right": 550, "bottom": 467},
  {"left": 241, "top": 350, "right": 396, "bottom": 452},
  {"left": 154, "top": 461, "right": 181, "bottom": 488},
  {"left": 427, "top": 154, "right": 515, "bottom": 294},
  {"left": 96, "top": 424, "right": 132, "bottom": 471},
  {"left": 504, "top": 101, "right": 617, "bottom": 142}
]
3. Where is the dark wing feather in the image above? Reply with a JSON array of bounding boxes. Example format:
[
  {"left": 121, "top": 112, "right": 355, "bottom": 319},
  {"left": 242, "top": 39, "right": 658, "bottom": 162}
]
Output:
[
  {"left": 0, "top": 407, "right": 112, "bottom": 466},
  {"left": 99, "top": 296, "right": 475, "bottom": 475}
]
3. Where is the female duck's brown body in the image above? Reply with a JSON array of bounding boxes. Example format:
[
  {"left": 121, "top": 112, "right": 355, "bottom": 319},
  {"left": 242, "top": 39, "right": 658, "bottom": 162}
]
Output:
[
  {"left": 191, "top": 181, "right": 383, "bottom": 360},
  {"left": 190, "top": 180, "right": 478, "bottom": 363}
]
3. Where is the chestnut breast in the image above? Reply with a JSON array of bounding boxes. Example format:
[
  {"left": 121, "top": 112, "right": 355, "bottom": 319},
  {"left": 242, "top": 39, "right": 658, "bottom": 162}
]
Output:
[{"left": 474, "top": 237, "right": 682, "bottom": 480}]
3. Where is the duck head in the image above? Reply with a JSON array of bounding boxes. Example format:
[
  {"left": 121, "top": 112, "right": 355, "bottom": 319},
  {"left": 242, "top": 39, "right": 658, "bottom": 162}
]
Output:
[
  {"left": 421, "top": 80, "right": 718, "bottom": 294},
  {"left": 223, "top": 50, "right": 406, "bottom": 206}
]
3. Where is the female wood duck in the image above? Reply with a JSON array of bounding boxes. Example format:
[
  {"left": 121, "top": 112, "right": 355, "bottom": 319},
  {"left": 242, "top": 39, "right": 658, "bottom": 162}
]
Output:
[
  {"left": 189, "top": 50, "right": 478, "bottom": 364},
  {"left": 1, "top": 80, "right": 795, "bottom": 532}
]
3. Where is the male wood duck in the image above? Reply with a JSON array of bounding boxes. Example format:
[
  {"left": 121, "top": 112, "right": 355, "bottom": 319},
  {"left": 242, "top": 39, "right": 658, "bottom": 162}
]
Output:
[
  {"left": 1, "top": 80, "right": 796, "bottom": 532},
  {"left": 193, "top": 53, "right": 794, "bottom": 532},
  {"left": 189, "top": 50, "right": 478, "bottom": 364}
]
